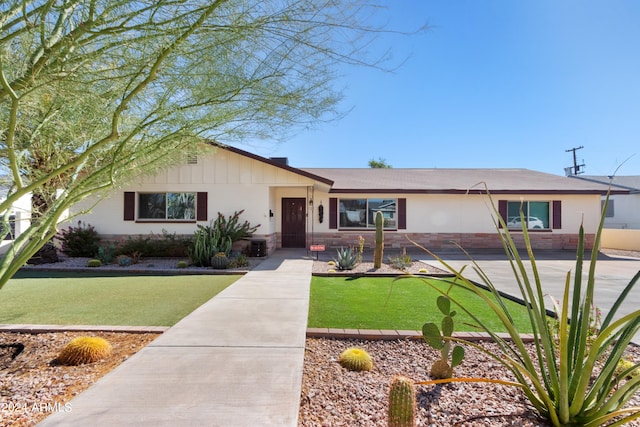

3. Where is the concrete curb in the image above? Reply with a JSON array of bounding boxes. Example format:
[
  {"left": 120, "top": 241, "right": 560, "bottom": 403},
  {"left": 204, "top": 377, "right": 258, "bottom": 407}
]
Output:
[
  {"left": 0, "top": 324, "right": 169, "bottom": 334},
  {"left": 306, "top": 328, "right": 537, "bottom": 342}
]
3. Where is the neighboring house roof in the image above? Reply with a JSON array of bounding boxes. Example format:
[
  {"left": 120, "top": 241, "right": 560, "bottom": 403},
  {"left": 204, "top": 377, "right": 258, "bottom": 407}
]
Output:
[
  {"left": 573, "top": 175, "right": 640, "bottom": 194},
  {"left": 301, "top": 168, "right": 622, "bottom": 195}
]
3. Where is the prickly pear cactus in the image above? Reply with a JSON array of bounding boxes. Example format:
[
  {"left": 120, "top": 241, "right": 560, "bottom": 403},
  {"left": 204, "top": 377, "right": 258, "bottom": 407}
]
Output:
[
  {"left": 388, "top": 375, "right": 416, "bottom": 427},
  {"left": 373, "top": 211, "right": 384, "bottom": 268},
  {"left": 429, "top": 359, "right": 453, "bottom": 380},
  {"left": 422, "top": 295, "right": 465, "bottom": 379},
  {"left": 338, "top": 347, "right": 373, "bottom": 371}
]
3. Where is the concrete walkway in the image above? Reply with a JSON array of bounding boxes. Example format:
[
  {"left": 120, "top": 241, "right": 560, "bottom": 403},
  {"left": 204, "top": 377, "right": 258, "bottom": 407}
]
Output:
[{"left": 39, "top": 250, "right": 312, "bottom": 427}]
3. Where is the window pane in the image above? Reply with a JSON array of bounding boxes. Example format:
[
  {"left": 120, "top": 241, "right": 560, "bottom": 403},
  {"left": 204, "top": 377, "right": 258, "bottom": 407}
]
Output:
[
  {"left": 139, "top": 193, "right": 166, "bottom": 219},
  {"left": 339, "top": 199, "right": 366, "bottom": 228},
  {"left": 167, "top": 193, "right": 196, "bottom": 220},
  {"left": 507, "top": 201, "right": 528, "bottom": 230},
  {"left": 368, "top": 199, "right": 397, "bottom": 229},
  {"left": 529, "top": 202, "right": 550, "bottom": 229}
]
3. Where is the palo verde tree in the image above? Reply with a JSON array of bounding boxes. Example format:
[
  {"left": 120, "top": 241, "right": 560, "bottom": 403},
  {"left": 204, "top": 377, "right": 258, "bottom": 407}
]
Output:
[{"left": 0, "top": 1, "right": 413, "bottom": 289}]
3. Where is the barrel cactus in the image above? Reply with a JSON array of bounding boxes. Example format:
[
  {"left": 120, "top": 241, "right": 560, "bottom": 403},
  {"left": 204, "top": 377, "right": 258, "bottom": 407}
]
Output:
[
  {"left": 211, "top": 252, "right": 229, "bottom": 269},
  {"left": 339, "top": 347, "right": 373, "bottom": 372},
  {"left": 388, "top": 375, "right": 417, "bottom": 427},
  {"left": 58, "top": 336, "right": 112, "bottom": 365}
]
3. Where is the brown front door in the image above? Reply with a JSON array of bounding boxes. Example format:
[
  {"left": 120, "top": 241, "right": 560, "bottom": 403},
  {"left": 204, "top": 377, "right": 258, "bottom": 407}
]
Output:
[{"left": 282, "top": 198, "right": 306, "bottom": 248}]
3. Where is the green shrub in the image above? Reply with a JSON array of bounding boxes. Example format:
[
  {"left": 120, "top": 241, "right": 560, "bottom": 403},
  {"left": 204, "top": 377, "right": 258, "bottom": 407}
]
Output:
[
  {"left": 116, "top": 230, "right": 191, "bottom": 258},
  {"left": 87, "top": 259, "right": 102, "bottom": 267},
  {"left": 176, "top": 260, "right": 188, "bottom": 269},
  {"left": 96, "top": 244, "right": 116, "bottom": 264},
  {"left": 56, "top": 221, "right": 100, "bottom": 257}
]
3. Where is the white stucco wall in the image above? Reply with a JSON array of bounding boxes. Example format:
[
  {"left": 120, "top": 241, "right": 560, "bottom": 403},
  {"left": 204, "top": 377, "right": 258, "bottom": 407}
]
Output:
[
  {"left": 604, "top": 194, "right": 640, "bottom": 229},
  {"left": 66, "top": 148, "right": 316, "bottom": 238},
  {"left": 308, "top": 192, "right": 602, "bottom": 235}
]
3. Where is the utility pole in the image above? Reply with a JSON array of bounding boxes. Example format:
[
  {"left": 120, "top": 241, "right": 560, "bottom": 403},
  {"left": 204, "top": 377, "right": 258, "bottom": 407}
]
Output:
[{"left": 564, "top": 146, "right": 586, "bottom": 176}]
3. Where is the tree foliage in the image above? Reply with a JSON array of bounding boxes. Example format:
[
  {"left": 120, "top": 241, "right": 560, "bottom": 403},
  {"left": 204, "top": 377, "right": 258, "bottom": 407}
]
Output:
[
  {"left": 368, "top": 157, "right": 392, "bottom": 168},
  {"left": 0, "top": 0, "right": 408, "bottom": 289}
]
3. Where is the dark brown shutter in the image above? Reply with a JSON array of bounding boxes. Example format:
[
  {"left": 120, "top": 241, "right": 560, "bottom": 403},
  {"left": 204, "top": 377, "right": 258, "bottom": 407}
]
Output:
[
  {"left": 498, "top": 200, "right": 507, "bottom": 228},
  {"left": 397, "top": 198, "right": 407, "bottom": 229},
  {"left": 552, "top": 200, "right": 562, "bottom": 229},
  {"left": 124, "top": 192, "right": 135, "bottom": 221},
  {"left": 329, "top": 198, "right": 337, "bottom": 229},
  {"left": 197, "top": 192, "right": 208, "bottom": 221}
]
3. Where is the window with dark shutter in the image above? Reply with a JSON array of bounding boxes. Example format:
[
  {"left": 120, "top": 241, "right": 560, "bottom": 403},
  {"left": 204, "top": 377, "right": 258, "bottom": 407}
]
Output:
[
  {"left": 329, "top": 198, "right": 337, "bottom": 229},
  {"left": 552, "top": 200, "right": 562, "bottom": 229},
  {"left": 498, "top": 200, "right": 508, "bottom": 228},
  {"left": 197, "top": 192, "right": 208, "bottom": 221},
  {"left": 397, "top": 198, "right": 407, "bottom": 229}
]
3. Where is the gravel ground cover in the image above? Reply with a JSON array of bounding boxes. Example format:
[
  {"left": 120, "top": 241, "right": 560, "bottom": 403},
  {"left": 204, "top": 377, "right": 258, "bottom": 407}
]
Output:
[
  {"left": 0, "top": 331, "right": 159, "bottom": 426},
  {"left": 299, "top": 337, "right": 640, "bottom": 427}
]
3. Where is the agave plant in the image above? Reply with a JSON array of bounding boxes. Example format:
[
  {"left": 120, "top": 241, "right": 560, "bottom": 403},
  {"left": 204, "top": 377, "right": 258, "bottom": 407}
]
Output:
[
  {"left": 332, "top": 246, "right": 359, "bottom": 270},
  {"left": 409, "top": 191, "right": 640, "bottom": 427}
]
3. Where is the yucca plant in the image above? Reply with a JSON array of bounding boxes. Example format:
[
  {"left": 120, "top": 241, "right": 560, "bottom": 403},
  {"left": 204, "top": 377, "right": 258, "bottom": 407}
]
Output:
[
  {"left": 408, "top": 190, "right": 640, "bottom": 427},
  {"left": 332, "top": 246, "right": 359, "bottom": 270}
]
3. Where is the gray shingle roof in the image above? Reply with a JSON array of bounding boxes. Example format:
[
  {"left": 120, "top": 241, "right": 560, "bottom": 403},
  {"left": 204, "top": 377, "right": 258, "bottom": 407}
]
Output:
[
  {"left": 301, "top": 168, "right": 620, "bottom": 194},
  {"left": 576, "top": 175, "right": 640, "bottom": 193}
]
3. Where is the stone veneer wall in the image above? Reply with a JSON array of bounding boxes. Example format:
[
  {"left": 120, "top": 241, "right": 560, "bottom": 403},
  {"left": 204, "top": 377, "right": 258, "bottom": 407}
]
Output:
[
  {"left": 304, "top": 231, "right": 595, "bottom": 251},
  {"left": 96, "top": 233, "right": 277, "bottom": 257}
]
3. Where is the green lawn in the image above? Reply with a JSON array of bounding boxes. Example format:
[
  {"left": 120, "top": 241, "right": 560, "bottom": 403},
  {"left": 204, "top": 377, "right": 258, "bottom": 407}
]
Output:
[
  {"left": 0, "top": 272, "right": 238, "bottom": 326},
  {"left": 309, "top": 276, "right": 535, "bottom": 333}
]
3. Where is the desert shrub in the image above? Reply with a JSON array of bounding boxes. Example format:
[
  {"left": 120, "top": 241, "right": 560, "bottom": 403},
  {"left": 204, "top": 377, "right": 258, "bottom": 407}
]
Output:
[
  {"left": 116, "top": 230, "right": 191, "bottom": 258},
  {"left": 388, "top": 248, "right": 413, "bottom": 271},
  {"left": 228, "top": 254, "right": 249, "bottom": 268},
  {"left": 96, "top": 244, "right": 116, "bottom": 264},
  {"left": 56, "top": 221, "right": 100, "bottom": 257},
  {"left": 117, "top": 255, "right": 132, "bottom": 266},
  {"left": 213, "top": 210, "right": 260, "bottom": 242}
]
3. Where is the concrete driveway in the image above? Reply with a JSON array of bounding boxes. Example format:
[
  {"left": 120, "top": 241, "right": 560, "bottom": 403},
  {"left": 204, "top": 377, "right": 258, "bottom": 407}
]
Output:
[{"left": 425, "top": 249, "right": 640, "bottom": 341}]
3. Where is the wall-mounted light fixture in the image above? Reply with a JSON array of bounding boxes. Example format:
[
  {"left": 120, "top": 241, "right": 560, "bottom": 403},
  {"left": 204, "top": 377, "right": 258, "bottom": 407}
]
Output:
[
  {"left": 318, "top": 201, "right": 324, "bottom": 223},
  {"left": 269, "top": 209, "right": 274, "bottom": 218}
]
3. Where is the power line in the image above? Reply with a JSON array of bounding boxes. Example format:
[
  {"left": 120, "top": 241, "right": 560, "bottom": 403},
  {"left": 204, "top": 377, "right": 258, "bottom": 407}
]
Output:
[{"left": 565, "top": 146, "right": 586, "bottom": 176}]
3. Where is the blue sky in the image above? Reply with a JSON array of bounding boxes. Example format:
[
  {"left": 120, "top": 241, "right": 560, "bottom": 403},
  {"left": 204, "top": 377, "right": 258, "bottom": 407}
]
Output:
[{"left": 237, "top": 1, "right": 640, "bottom": 176}]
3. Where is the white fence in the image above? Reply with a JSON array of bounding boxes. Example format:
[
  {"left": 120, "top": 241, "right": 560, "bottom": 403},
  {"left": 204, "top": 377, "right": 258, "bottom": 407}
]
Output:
[{"left": 601, "top": 228, "right": 640, "bottom": 252}]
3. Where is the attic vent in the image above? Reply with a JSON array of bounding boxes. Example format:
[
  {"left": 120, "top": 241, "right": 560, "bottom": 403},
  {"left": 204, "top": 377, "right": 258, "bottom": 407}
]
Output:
[
  {"left": 270, "top": 157, "right": 289, "bottom": 166},
  {"left": 186, "top": 154, "right": 198, "bottom": 164}
]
